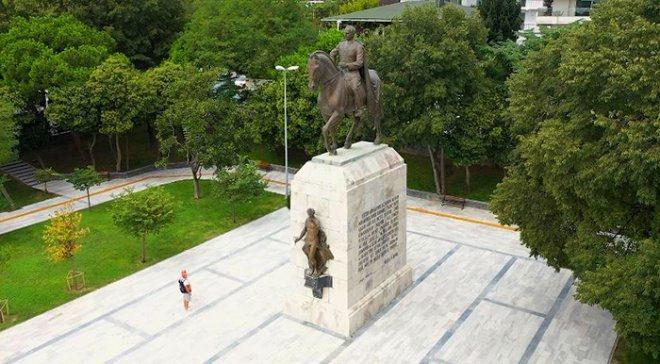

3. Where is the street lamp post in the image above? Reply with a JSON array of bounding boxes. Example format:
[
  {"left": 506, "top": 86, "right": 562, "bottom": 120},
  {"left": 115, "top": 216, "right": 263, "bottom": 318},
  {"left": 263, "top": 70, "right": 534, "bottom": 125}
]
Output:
[{"left": 275, "top": 65, "right": 299, "bottom": 204}]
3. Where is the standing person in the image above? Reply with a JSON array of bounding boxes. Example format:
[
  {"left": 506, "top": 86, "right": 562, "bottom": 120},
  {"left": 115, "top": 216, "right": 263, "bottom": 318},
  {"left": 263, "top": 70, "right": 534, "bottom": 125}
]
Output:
[{"left": 178, "top": 270, "right": 192, "bottom": 311}]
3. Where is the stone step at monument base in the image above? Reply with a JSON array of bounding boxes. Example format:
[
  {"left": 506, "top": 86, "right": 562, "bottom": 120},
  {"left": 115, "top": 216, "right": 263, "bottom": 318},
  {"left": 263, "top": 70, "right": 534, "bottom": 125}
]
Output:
[{"left": 286, "top": 141, "right": 412, "bottom": 337}]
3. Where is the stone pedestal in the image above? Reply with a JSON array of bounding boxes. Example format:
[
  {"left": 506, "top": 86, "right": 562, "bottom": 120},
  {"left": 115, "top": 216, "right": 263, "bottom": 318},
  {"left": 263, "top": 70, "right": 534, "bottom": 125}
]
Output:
[{"left": 284, "top": 141, "right": 412, "bottom": 337}]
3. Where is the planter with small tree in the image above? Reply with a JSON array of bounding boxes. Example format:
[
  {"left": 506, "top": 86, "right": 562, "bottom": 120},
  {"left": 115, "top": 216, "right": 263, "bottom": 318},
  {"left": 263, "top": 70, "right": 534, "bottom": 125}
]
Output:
[
  {"left": 213, "top": 160, "right": 267, "bottom": 223},
  {"left": 111, "top": 187, "right": 176, "bottom": 263},
  {"left": 35, "top": 167, "right": 59, "bottom": 193},
  {"left": 65, "top": 166, "right": 104, "bottom": 209},
  {"left": 42, "top": 205, "right": 89, "bottom": 291}
]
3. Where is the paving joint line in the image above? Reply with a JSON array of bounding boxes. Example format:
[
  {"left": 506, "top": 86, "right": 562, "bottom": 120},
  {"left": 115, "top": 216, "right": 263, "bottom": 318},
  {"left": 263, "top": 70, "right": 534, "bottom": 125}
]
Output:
[
  {"left": 110, "top": 259, "right": 289, "bottom": 362},
  {"left": 482, "top": 298, "right": 547, "bottom": 318},
  {"left": 420, "top": 256, "right": 517, "bottom": 363},
  {"left": 203, "top": 267, "right": 247, "bottom": 284},
  {"left": 103, "top": 316, "right": 151, "bottom": 340},
  {"left": 203, "top": 313, "right": 284, "bottom": 363},
  {"left": 5, "top": 223, "right": 289, "bottom": 363},
  {"left": 320, "top": 244, "right": 462, "bottom": 364},
  {"left": 408, "top": 229, "right": 536, "bottom": 262},
  {"left": 518, "top": 275, "right": 574, "bottom": 364},
  {"left": 281, "top": 313, "right": 348, "bottom": 341}
]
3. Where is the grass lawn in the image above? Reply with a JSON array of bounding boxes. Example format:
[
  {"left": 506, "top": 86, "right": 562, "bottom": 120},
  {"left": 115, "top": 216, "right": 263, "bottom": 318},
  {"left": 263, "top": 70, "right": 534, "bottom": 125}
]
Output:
[
  {"left": 0, "top": 180, "right": 285, "bottom": 330},
  {"left": 396, "top": 152, "right": 504, "bottom": 202},
  {"left": 0, "top": 179, "right": 56, "bottom": 213}
]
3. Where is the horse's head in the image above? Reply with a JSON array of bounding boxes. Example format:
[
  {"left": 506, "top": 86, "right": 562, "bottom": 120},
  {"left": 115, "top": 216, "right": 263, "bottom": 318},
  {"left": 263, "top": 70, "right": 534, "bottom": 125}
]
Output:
[
  {"left": 307, "top": 51, "right": 337, "bottom": 92},
  {"left": 307, "top": 52, "right": 321, "bottom": 91}
]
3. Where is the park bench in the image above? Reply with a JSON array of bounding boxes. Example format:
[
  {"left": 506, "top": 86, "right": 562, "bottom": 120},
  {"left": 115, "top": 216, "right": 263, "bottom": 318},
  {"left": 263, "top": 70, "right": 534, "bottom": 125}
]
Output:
[{"left": 442, "top": 194, "right": 466, "bottom": 210}]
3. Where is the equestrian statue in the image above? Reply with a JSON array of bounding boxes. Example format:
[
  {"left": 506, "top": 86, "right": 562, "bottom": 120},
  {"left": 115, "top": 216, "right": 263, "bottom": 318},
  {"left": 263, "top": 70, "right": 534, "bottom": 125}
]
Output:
[{"left": 307, "top": 25, "right": 383, "bottom": 155}]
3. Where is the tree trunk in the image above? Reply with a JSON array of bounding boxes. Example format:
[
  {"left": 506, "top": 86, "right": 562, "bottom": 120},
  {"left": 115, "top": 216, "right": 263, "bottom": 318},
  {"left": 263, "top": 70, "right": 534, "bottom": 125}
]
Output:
[
  {"left": 440, "top": 148, "right": 446, "bottom": 195},
  {"left": 192, "top": 167, "right": 201, "bottom": 199},
  {"left": 44, "top": 181, "right": 48, "bottom": 193},
  {"left": 141, "top": 235, "right": 147, "bottom": 263},
  {"left": 465, "top": 166, "right": 471, "bottom": 194},
  {"left": 108, "top": 134, "right": 115, "bottom": 155},
  {"left": 124, "top": 134, "right": 130, "bottom": 171},
  {"left": 71, "top": 132, "right": 87, "bottom": 164},
  {"left": 428, "top": 145, "right": 441, "bottom": 195},
  {"left": 88, "top": 133, "right": 97, "bottom": 169},
  {"left": 146, "top": 121, "right": 156, "bottom": 149},
  {"left": 115, "top": 134, "right": 122, "bottom": 172},
  {"left": 86, "top": 187, "right": 91, "bottom": 209},
  {"left": 0, "top": 183, "right": 16, "bottom": 210}
]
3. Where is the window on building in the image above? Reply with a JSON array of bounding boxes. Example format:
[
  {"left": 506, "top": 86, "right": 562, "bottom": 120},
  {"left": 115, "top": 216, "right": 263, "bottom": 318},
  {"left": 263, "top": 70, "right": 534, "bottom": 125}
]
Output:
[{"left": 575, "top": 0, "right": 599, "bottom": 16}]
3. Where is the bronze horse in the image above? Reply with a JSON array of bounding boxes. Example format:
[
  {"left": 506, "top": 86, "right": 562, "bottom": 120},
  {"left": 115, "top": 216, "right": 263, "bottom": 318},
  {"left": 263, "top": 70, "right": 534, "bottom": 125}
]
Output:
[{"left": 307, "top": 51, "right": 383, "bottom": 155}]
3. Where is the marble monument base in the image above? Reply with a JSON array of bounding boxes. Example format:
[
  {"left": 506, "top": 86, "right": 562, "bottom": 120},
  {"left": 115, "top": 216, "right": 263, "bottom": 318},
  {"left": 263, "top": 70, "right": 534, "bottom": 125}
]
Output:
[{"left": 284, "top": 141, "right": 413, "bottom": 337}]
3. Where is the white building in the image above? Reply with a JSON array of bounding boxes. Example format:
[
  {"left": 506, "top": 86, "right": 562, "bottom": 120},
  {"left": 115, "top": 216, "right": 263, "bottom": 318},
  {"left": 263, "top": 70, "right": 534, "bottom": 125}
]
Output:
[{"left": 522, "top": 0, "right": 598, "bottom": 32}]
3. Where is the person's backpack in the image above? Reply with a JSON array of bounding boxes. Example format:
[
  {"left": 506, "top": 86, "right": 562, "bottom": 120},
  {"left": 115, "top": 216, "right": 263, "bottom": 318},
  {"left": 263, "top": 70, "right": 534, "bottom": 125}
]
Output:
[{"left": 178, "top": 278, "right": 187, "bottom": 293}]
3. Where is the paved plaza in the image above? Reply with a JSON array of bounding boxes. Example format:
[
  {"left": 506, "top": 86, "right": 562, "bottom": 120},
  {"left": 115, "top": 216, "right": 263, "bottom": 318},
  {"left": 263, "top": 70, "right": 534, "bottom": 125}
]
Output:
[{"left": 0, "top": 202, "right": 616, "bottom": 363}]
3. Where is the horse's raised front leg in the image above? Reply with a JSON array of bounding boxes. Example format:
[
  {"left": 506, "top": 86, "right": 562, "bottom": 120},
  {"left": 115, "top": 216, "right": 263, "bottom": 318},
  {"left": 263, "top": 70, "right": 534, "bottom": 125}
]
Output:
[{"left": 322, "top": 111, "right": 343, "bottom": 155}]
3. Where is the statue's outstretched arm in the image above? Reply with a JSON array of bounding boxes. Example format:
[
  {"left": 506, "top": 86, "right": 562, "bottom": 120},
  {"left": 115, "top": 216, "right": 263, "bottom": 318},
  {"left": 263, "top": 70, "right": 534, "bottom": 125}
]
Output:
[{"left": 295, "top": 225, "right": 307, "bottom": 243}]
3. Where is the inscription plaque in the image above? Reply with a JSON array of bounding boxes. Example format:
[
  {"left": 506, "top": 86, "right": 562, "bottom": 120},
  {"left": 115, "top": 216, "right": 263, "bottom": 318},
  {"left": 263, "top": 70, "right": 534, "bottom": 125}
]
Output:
[{"left": 357, "top": 195, "right": 400, "bottom": 280}]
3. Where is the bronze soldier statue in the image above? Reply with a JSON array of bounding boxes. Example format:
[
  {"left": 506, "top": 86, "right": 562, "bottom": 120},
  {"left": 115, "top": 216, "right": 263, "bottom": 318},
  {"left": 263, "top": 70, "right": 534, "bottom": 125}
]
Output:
[
  {"left": 308, "top": 25, "right": 383, "bottom": 155},
  {"left": 294, "top": 209, "right": 334, "bottom": 277},
  {"left": 329, "top": 25, "right": 368, "bottom": 119}
]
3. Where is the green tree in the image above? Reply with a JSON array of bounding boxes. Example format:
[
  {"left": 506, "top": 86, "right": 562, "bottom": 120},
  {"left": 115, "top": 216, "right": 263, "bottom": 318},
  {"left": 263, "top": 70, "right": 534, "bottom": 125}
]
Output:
[
  {"left": 213, "top": 160, "right": 267, "bottom": 223},
  {"left": 0, "top": 96, "right": 18, "bottom": 209},
  {"left": 43, "top": 205, "right": 88, "bottom": 273},
  {"left": 35, "top": 167, "right": 58, "bottom": 193},
  {"left": 65, "top": 166, "right": 104, "bottom": 209},
  {"left": 71, "top": 0, "right": 187, "bottom": 69},
  {"left": 170, "top": 0, "right": 315, "bottom": 78},
  {"left": 46, "top": 84, "right": 101, "bottom": 167},
  {"left": 491, "top": 0, "right": 659, "bottom": 356},
  {"left": 478, "top": 0, "right": 522, "bottom": 42},
  {"left": 0, "top": 15, "right": 114, "bottom": 164},
  {"left": 111, "top": 187, "right": 175, "bottom": 263},
  {"left": 339, "top": 0, "right": 380, "bottom": 14},
  {"left": 366, "top": 4, "right": 492, "bottom": 195},
  {"left": 87, "top": 54, "right": 144, "bottom": 172},
  {"left": 156, "top": 67, "right": 245, "bottom": 199},
  {"left": 0, "top": 0, "right": 187, "bottom": 69}
]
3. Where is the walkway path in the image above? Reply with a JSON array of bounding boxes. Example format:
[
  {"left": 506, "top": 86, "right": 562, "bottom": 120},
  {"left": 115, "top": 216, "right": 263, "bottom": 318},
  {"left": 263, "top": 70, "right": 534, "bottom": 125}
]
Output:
[
  {"left": 0, "top": 167, "right": 505, "bottom": 235},
  {"left": 0, "top": 206, "right": 617, "bottom": 363}
]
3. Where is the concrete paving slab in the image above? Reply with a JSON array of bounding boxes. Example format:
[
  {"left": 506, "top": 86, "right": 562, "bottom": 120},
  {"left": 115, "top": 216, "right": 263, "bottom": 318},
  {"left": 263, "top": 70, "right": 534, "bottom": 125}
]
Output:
[{"left": 0, "top": 205, "right": 616, "bottom": 364}]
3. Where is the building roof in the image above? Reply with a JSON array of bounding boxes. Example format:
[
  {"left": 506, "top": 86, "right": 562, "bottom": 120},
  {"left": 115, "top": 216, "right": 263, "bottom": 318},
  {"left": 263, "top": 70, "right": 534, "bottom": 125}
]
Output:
[{"left": 321, "top": 1, "right": 474, "bottom": 23}]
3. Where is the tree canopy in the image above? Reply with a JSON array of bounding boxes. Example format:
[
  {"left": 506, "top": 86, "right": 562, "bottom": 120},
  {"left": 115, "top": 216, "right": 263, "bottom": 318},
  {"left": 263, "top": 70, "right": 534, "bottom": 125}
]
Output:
[
  {"left": 366, "top": 4, "right": 502, "bottom": 194},
  {"left": 245, "top": 29, "right": 344, "bottom": 156},
  {"left": 491, "top": 0, "right": 659, "bottom": 355},
  {"left": 213, "top": 160, "right": 267, "bottom": 222},
  {"left": 87, "top": 54, "right": 145, "bottom": 172},
  {"left": 0, "top": 0, "right": 187, "bottom": 69},
  {"left": 170, "top": 0, "right": 316, "bottom": 78},
  {"left": 155, "top": 65, "right": 245, "bottom": 199},
  {"left": 0, "top": 14, "right": 114, "bottom": 124},
  {"left": 0, "top": 96, "right": 18, "bottom": 165},
  {"left": 478, "top": 0, "right": 522, "bottom": 42},
  {"left": 111, "top": 187, "right": 175, "bottom": 263}
]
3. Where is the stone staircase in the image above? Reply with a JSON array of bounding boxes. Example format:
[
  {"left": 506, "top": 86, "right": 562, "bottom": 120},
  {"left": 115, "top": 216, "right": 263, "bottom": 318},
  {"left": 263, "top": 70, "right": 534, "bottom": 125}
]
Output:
[{"left": 0, "top": 161, "right": 39, "bottom": 186}]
